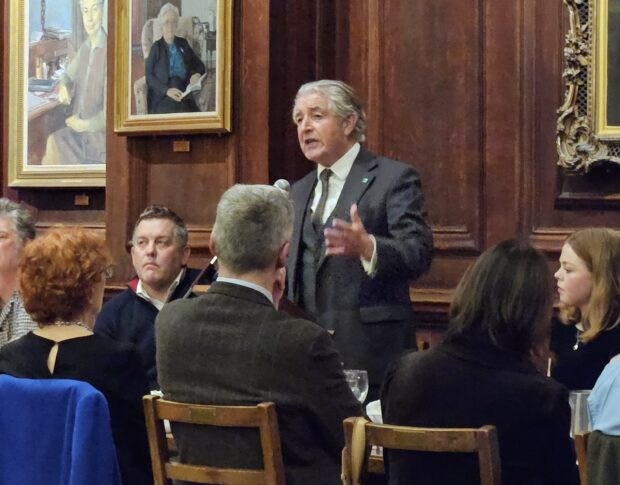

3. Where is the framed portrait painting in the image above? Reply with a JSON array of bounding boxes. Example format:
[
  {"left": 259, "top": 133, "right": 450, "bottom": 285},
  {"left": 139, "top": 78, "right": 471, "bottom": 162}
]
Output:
[
  {"left": 7, "top": 0, "right": 107, "bottom": 187},
  {"left": 114, "top": 0, "right": 232, "bottom": 134},
  {"left": 558, "top": 0, "right": 620, "bottom": 172}
]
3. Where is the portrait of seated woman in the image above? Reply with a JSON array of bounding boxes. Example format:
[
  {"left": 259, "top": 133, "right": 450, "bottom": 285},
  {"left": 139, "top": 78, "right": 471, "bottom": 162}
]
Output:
[{"left": 145, "top": 2, "right": 206, "bottom": 114}]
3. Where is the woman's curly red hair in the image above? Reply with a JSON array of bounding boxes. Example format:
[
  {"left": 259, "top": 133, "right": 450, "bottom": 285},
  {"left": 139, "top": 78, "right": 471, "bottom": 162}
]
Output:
[{"left": 19, "top": 227, "right": 112, "bottom": 325}]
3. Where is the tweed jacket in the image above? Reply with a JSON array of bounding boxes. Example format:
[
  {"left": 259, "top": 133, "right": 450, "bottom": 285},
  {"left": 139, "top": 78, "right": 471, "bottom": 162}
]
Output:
[{"left": 156, "top": 281, "right": 363, "bottom": 485}]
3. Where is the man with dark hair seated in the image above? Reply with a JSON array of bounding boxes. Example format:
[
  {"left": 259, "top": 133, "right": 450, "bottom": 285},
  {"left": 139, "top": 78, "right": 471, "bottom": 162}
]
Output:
[
  {"left": 156, "top": 184, "right": 362, "bottom": 485},
  {"left": 95, "top": 205, "right": 211, "bottom": 389}
]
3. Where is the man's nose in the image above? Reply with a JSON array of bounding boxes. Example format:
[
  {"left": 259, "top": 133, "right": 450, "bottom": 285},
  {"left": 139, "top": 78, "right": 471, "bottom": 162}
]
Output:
[{"left": 298, "top": 117, "right": 311, "bottom": 131}]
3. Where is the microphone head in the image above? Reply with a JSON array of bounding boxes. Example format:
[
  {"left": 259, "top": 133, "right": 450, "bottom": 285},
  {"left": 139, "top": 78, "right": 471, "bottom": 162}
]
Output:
[{"left": 273, "top": 179, "right": 291, "bottom": 192}]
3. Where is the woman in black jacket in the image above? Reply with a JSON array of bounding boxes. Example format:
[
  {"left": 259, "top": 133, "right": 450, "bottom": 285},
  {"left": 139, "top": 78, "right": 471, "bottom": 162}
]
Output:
[{"left": 381, "top": 240, "right": 579, "bottom": 485}]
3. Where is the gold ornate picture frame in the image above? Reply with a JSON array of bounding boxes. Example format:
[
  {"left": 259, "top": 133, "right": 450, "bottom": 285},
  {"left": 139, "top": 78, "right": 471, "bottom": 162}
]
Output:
[
  {"left": 7, "top": 0, "right": 107, "bottom": 187},
  {"left": 114, "top": 0, "right": 232, "bottom": 135},
  {"left": 558, "top": 0, "right": 620, "bottom": 173}
]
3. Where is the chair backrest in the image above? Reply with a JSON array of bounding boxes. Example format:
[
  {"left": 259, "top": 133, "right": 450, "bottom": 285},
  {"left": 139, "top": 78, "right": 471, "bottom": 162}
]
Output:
[
  {"left": 342, "top": 417, "right": 502, "bottom": 485},
  {"left": 0, "top": 375, "right": 121, "bottom": 485},
  {"left": 143, "top": 395, "right": 285, "bottom": 485},
  {"left": 574, "top": 431, "right": 589, "bottom": 485}
]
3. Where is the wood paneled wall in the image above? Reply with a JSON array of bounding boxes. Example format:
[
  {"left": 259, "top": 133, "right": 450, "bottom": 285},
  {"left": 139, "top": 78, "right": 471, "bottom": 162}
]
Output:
[{"left": 3, "top": 1, "right": 620, "bottom": 338}]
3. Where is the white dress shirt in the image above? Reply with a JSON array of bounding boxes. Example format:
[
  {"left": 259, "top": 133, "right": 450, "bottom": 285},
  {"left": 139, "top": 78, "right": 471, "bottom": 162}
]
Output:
[{"left": 311, "top": 143, "right": 377, "bottom": 275}]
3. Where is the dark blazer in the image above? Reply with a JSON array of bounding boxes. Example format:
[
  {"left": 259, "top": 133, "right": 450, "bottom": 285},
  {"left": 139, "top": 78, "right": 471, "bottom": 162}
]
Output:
[
  {"left": 287, "top": 148, "right": 433, "bottom": 388},
  {"left": 155, "top": 281, "right": 363, "bottom": 485},
  {"left": 95, "top": 268, "right": 207, "bottom": 390},
  {"left": 145, "top": 36, "right": 205, "bottom": 114},
  {"left": 381, "top": 335, "right": 580, "bottom": 485}
]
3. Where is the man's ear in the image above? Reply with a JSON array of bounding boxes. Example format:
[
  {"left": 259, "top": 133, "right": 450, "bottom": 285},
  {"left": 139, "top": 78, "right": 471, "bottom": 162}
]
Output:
[
  {"left": 208, "top": 235, "right": 217, "bottom": 258},
  {"left": 181, "top": 245, "right": 191, "bottom": 265},
  {"left": 276, "top": 242, "right": 290, "bottom": 269},
  {"left": 342, "top": 113, "right": 358, "bottom": 138}
]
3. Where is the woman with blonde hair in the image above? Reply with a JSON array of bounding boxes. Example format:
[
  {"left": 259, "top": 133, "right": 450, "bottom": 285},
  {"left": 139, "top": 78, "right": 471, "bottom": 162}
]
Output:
[
  {"left": 0, "top": 228, "right": 152, "bottom": 485},
  {"left": 551, "top": 227, "right": 620, "bottom": 390}
]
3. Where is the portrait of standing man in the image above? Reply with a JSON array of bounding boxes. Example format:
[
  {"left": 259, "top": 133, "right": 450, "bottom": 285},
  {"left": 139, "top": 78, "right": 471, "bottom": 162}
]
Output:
[{"left": 287, "top": 80, "right": 433, "bottom": 399}]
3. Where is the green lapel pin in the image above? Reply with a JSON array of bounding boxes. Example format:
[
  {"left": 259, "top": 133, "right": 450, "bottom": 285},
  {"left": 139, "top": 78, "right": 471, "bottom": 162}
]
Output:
[{"left": 362, "top": 177, "right": 369, "bottom": 184}]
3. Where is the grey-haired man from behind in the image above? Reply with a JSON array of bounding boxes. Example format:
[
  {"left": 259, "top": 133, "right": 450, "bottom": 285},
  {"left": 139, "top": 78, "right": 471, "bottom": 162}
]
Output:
[{"left": 156, "top": 184, "right": 362, "bottom": 485}]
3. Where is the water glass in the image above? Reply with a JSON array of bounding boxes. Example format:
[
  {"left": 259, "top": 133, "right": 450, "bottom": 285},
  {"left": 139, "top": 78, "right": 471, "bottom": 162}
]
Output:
[
  {"left": 344, "top": 369, "right": 369, "bottom": 403},
  {"left": 569, "top": 389, "right": 592, "bottom": 437}
]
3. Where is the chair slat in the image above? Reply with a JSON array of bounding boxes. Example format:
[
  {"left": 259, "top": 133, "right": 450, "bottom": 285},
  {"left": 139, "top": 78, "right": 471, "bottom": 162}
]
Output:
[
  {"left": 165, "top": 462, "right": 266, "bottom": 485},
  {"left": 366, "top": 423, "right": 479, "bottom": 452}
]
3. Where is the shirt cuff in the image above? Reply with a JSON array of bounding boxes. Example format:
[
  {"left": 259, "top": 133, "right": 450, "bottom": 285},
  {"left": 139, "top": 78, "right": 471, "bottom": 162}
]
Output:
[{"left": 361, "top": 235, "right": 377, "bottom": 277}]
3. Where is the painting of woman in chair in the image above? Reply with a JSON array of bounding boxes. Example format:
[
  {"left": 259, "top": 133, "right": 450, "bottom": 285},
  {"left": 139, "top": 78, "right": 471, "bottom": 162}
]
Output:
[{"left": 145, "top": 3, "right": 206, "bottom": 114}]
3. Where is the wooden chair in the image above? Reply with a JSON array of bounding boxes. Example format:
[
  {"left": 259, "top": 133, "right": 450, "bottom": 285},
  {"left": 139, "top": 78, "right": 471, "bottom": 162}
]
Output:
[
  {"left": 574, "top": 431, "right": 590, "bottom": 485},
  {"left": 342, "top": 417, "right": 502, "bottom": 485},
  {"left": 143, "top": 395, "right": 285, "bottom": 485}
]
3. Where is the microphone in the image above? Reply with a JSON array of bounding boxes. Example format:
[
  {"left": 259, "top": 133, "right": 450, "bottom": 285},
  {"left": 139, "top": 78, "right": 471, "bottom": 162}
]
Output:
[
  {"left": 273, "top": 179, "right": 290, "bottom": 192},
  {"left": 182, "top": 255, "right": 218, "bottom": 299},
  {"left": 183, "top": 179, "right": 291, "bottom": 299}
]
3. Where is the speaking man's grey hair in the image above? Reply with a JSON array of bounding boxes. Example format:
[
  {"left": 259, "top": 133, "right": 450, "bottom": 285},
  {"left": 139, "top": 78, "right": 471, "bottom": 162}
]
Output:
[
  {"left": 212, "top": 184, "right": 294, "bottom": 274},
  {"left": 293, "top": 79, "right": 367, "bottom": 142},
  {"left": 0, "top": 199, "right": 36, "bottom": 245}
]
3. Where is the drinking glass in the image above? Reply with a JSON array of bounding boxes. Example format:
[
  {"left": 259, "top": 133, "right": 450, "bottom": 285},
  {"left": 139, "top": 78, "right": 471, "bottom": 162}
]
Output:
[
  {"left": 344, "top": 369, "right": 369, "bottom": 403},
  {"left": 569, "top": 389, "right": 592, "bottom": 437}
]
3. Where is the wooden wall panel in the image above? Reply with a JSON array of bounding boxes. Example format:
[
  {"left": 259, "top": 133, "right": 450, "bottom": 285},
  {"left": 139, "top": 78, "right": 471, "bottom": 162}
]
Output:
[
  {"left": 318, "top": 0, "right": 620, "bottom": 335},
  {"left": 4, "top": 0, "right": 620, "bottom": 332}
]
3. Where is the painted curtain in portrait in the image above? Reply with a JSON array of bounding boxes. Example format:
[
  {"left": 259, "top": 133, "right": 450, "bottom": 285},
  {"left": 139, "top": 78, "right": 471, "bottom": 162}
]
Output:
[{"left": 7, "top": 0, "right": 107, "bottom": 186}]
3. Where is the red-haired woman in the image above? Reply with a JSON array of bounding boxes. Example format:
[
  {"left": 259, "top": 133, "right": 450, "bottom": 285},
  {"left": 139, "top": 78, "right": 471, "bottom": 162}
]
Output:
[{"left": 0, "top": 228, "right": 152, "bottom": 485}]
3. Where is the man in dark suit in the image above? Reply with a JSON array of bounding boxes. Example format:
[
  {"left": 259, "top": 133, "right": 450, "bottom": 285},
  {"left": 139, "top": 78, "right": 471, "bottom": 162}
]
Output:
[
  {"left": 287, "top": 80, "right": 433, "bottom": 398},
  {"left": 156, "top": 184, "right": 362, "bottom": 485}
]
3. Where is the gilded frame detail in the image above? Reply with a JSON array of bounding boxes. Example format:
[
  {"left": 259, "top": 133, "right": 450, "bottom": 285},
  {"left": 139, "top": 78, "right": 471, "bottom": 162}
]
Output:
[
  {"left": 7, "top": 0, "right": 106, "bottom": 187},
  {"left": 113, "top": 0, "right": 232, "bottom": 135},
  {"left": 558, "top": 0, "right": 620, "bottom": 172}
]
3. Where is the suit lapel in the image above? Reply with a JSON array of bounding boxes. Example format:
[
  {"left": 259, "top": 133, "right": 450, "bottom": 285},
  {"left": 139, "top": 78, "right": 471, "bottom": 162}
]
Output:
[{"left": 317, "top": 149, "right": 378, "bottom": 270}]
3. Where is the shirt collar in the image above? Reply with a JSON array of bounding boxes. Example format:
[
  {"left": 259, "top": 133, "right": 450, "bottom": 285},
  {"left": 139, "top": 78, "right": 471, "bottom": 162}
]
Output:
[
  {"left": 317, "top": 142, "right": 360, "bottom": 181},
  {"left": 216, "top": 276, "right": 274, "bottom": 305},
  {"left": 136, "top": 268, "right": 185, "bottom": 310}
]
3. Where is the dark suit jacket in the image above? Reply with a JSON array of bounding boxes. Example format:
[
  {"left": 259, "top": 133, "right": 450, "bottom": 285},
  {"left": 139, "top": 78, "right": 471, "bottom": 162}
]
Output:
[
  {"left": 155, "top": 281, "right": 362, "bottom": 485},
  {"left": 145, "top": 36, "right": 205, "bottom": 114},
  {"left": 381, "top": 335, "right": 580, "bottom": 485},
  {"left": 287, "top": 148, "right": 433, "bottom": 387}
]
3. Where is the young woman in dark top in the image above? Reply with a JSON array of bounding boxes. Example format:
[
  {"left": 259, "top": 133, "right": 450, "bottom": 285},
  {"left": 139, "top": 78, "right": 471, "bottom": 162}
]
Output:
[
  {"left": 0, "top": 228, "right": 152, "bottom": 485},
  {"left": 551, "top": 228, "right": 620, "bottom": 390},
  {"left": 381, "top": 240, "right": 579, "bottom": 485}
]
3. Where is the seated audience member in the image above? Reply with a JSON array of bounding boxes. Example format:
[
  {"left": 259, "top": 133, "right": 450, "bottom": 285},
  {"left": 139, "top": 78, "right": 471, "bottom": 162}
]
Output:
[
  {"left": 587, "top": 353, "right": 620, "bottom": 484},
  {"left": 0, "top": 228, "right": 152, "bottom": 485},
  {"left": 551, "top": 228, "right": 620, "bottom": 390},
  {"left": 381, "top": 240, "right": 579, "bottom": 485},
  {"left": 156, "top": 184, "right": 363, "bottom": 485},
  {"left": 96, "top": 205, "right": 211, "bottom": 389},
  {"left": 0, "top": 199, "right": 37, "bottom": 348}
]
